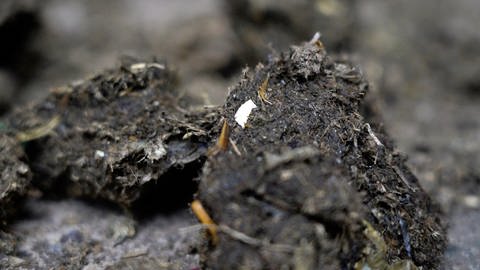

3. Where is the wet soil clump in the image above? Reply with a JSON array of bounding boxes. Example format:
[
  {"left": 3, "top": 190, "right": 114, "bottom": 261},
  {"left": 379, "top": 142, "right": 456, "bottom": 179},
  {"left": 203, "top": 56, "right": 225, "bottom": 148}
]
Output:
[
  {"left": 0, "top": 134, "right": 31, "bottom": 262},
  {"left": 6, "top": 60, "right": 219, "bottom": 207},
  {"left": 0, "top": 134, "right": 31, "bottom": 226},
  {"left": 196, "top": 40, "right": 446, "bottom": 269}
]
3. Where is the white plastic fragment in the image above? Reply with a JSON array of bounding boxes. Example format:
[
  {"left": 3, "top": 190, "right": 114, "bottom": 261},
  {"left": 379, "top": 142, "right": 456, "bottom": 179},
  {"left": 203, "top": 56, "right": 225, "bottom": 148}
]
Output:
[
  {"left": 365, "top": 123, "right": 384, "bottom": 147},
  {"left": 130, "top": 63, "right": 165, "bottom": 73},
  {"left": 235, "top": 99, "right": 257, "bottom": 128},
  {"left": 95, "top": 150, "right": 105, "bottom": 159},
  {"left": 309, "top": 32, "right": 322, "bottom": 44}
]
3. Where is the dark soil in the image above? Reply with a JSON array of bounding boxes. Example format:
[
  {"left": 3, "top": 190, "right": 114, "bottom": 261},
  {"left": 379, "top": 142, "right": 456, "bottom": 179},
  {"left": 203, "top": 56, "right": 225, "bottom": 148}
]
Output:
[
  {"left": 0, "top": 133, "right": 31, "bottom": 263},
  {"left": 197, "top": 40, "right": 445, "bottom": 269},
  {"left": 6, "top": 59, "right": 219, "bottom": 207},
  {"left": 0, "top": 0, "right": 478, "bottom": 269},
  {"left": 0, "top": 134, "right": 31, "bottom": 226}
]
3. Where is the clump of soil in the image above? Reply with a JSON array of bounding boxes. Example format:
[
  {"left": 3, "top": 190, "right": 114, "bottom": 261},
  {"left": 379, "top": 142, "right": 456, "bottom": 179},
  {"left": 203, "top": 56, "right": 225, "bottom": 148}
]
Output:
[
  {"left": 0, "top": 133, "right": 31, "bottom": 260},
  {"left": 196, "top": 39, "right": 446, "bottom": 269},
  {"left": 0, "top": 134, "right": 31, "bottom": 226},
  {"left": 6, "top": 59, "right": 219, "bottom": 207}
]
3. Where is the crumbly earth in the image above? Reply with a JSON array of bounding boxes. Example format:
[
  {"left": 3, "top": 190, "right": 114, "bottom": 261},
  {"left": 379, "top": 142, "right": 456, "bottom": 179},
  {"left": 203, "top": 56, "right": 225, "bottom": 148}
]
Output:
[
  {"left": 0, "top": 134, "right": 31, "bottom": 226},
  {"left": 0, "top": 134, "right": 31, "bottom": 263},
  {"left": 6, "top": 60, "right": 219, "bottom": 206},
  {"left": 0, "top": 1, "right": 479, "bottom": 269},
  {"left": 197, "top": 40, "right": 446, "bottom": 269}
]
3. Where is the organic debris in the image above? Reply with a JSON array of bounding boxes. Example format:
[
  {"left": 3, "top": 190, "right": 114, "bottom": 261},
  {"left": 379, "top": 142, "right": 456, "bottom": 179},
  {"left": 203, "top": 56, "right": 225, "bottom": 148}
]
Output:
[
  {"left": 15, "top": 115, "right": 60, "bottom": 142},
  {"left": 196, "top": 39, "right": 446, "bottom": 269},
  {"left": 208, "top": 120, "right": 230, "bottom": 157},
  {"left": 191, "top": 199, "right": 218, "bottom": 245},
  {"left": 257, "top": 73, "right": 272, "bottom": 104},
  {"left": 6, "top": 59, "right": 220, "bottom": 206},
  {"left": 354, "top": 220, "right": 418, "bottom": 270}
]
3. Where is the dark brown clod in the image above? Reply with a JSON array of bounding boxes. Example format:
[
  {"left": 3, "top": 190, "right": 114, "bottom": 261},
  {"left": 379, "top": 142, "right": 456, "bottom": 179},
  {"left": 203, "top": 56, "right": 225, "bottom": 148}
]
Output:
[
  {"left": 196, "top": 40, "right": 446, "bottom": 269},
  {"left": 6, "top": 59, "right": 220, "bottom": 206},
  {"left": 0, "top": 133, "right": 31, "bottom": 226}
]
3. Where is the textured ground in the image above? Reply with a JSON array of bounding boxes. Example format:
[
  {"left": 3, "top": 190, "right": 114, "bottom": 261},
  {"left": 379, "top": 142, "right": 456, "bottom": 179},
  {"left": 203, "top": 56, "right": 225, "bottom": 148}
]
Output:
[{"left": 0, "top": 0, "right": 479, "bottom": 269}]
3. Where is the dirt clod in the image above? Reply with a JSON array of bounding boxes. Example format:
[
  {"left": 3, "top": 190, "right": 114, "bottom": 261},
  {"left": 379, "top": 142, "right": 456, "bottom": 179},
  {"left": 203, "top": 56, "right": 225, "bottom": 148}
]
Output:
[
  {"left": 0, "top": 134, "right": 31, "bottom": 226},
  {"left": 196, "top": 40, "right": 446, "bottom": 269},
  {"left": 224, "top": 0, "right": 356, "bottom": 65},
  {"left": 6, "top": 59, "right": 219, "bottom": 207}
]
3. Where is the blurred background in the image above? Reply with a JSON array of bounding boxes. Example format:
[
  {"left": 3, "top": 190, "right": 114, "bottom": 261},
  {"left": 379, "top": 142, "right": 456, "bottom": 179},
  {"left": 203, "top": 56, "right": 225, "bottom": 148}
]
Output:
[{"left": 1, "top": 0, "right": 479, "bottom": 268}]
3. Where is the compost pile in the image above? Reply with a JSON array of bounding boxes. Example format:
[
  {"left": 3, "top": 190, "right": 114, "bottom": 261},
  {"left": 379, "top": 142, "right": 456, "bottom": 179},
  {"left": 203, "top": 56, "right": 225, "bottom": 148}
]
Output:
[{"left": 0, "top": 35, "right": 447, "bottom": 269}]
